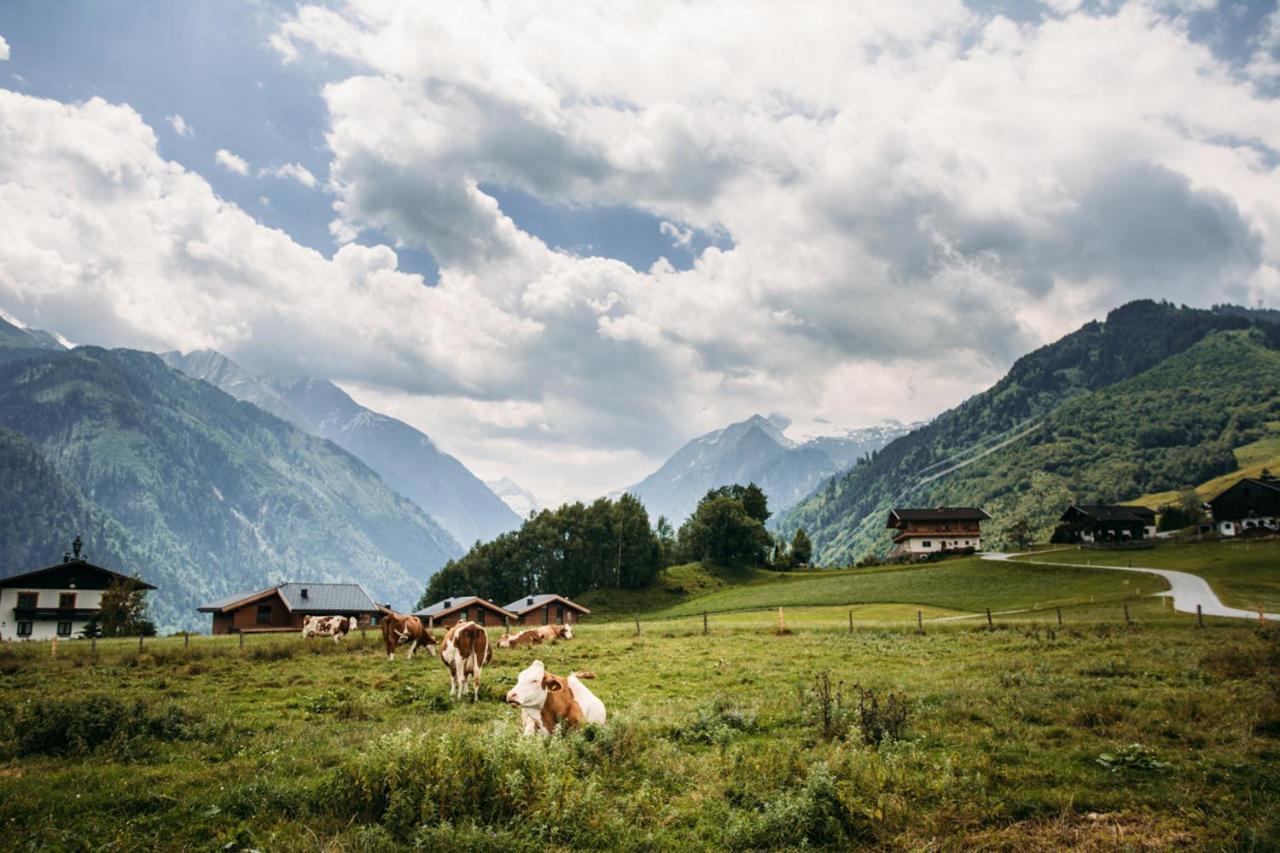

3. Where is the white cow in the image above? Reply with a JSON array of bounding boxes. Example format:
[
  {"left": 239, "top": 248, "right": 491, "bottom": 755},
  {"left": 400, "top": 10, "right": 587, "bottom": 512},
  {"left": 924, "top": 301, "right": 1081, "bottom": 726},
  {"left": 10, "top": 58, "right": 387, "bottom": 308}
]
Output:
[{"left": 505, "top": 659, "right": 606, "bottom": 736}]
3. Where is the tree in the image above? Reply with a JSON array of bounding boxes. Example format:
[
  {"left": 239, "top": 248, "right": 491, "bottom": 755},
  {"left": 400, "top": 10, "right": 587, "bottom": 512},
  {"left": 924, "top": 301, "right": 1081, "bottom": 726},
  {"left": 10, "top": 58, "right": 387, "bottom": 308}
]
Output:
[
  {"left": 702, "top": 483, "right": 771, "bottom": 525},
  {"left": 790, "top": 528, "right": 813, "bottom": 568},
  {"left": 678, "top": 494, "right": 771, "bottom": 566},
  {"left": 654, "top": 515, "right": 677, "bottom": 568},
  {"left": 1006, "top": 517, "right": 1032, "bottom": 550},
  {"left": 97, "top": 575, "right": 152, "bottom": 637}
]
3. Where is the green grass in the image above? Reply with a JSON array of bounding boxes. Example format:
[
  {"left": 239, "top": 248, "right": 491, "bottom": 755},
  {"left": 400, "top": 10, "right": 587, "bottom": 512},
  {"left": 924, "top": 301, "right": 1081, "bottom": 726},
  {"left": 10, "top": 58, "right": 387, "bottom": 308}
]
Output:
[
  {"left": 634, "top": 556, "right": 1167, "bottom": 621},
  {"left": 578, "top": 561, "right": 772, "bottom": 618},
  {"left": 1027, "top": 540, "right": 1280, "bottom": 613},
  {"left": 1, "top": 613, "right": 1277, "bottom": 849}
]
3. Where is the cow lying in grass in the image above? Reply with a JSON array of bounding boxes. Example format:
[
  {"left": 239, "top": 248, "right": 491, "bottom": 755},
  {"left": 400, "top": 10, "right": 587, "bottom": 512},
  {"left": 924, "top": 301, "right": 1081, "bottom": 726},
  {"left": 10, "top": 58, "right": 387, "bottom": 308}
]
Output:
[
  {"left": 497, "top": 624, "right": 573, "bottom": 649},
  {"left": 441, "top": 620, "right": 491, "bottom": 701},
  {"left": 378, "top": 609, "right": 436, "bottom": 661},
  {"left": 505, "top": 659, "right": 606, "bottom": 735},
  {"left": 302, "top": 615, "right": 357, "bottom": 642}
]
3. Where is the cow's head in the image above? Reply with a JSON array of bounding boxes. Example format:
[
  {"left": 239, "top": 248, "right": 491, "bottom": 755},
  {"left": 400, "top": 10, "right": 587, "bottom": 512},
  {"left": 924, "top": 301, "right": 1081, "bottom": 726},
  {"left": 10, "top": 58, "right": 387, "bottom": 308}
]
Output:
[
  {"left": 560, "top": 624, "right": 574, "bottom": 640},
  {"left": 498, "top": 634, "right": 512, "bottom": 649},
  {"left": 348, "top": 617, "right": 359, "bottom": 631},
  {"left": 506, "top": 660, "right": 563, "bottom": 709}
]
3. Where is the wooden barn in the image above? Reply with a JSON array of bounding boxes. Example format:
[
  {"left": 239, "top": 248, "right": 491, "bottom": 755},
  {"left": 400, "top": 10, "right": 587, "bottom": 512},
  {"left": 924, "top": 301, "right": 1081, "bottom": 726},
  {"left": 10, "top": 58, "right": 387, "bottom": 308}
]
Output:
[
  {"left": 1208, "top": 473, "right": 1280, "bottom": 537},
  {"left": 198, "top": 582, "right": 380, "bottom": 634},
  {"left": 414, "top": 595, "right": 516, "bottom": 629},
  {"left": 504, "top": 594, "right": 590, "bottom": 626},
  {"left": 886, "top": 507, "right": 990, "bottom": 560},
  {"left": 1057, "top": 505, "right": 1157, "bottom": 543}
]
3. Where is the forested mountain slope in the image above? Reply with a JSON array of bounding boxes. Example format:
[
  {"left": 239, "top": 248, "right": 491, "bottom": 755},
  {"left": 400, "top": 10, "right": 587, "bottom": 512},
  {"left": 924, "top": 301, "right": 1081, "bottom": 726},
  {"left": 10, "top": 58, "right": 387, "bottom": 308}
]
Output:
[
  {"left": 0, "top": 344, "right": 461, "bottom": 629},
  {"left": 779, "top": 301, "right": 1280, "bottom": 563}
]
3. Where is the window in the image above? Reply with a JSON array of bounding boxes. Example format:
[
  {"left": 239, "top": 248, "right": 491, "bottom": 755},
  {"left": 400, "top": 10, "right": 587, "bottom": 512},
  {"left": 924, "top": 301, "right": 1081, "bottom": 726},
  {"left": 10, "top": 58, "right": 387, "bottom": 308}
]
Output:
[
  {"left": 922, "top": 541, "right": 932, "bottom": 548},
  {"left": 475, "top": 608, "right": 485, "bottom": 626},
  {"left": 57, "top": 621, "right": 72, "bottom": 637},
  {"left": 17, "top": 621, "right": 32, "bottom": 637},
  {"left": 59, "top": 593, "right": 76, "bottom": 610},
  {"left": 256, "top": 604, "right": 272, "bottom": 625},
  {"left": 17, "top": 591, "right": 37, "bottom": 609}
]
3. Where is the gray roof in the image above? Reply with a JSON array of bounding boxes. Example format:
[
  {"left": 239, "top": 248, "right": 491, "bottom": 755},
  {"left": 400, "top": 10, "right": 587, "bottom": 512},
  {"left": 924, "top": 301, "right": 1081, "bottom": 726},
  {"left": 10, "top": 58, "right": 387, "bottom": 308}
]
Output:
[
  {"left": 415, "top": 595, "right": 515, "bottom": 619},
  {"left": 504, "top": 593, "right": 590, "bottom": 615},
  {"left": 198, "top": 582, "right": 378, "bottom": 614}
]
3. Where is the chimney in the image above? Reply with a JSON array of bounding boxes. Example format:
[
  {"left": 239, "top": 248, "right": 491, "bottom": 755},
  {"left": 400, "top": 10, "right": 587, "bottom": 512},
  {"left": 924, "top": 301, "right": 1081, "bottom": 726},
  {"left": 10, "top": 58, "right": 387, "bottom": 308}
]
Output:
[
  {"left": 444, "top": 599, "right": 451, "bottom": 608},
  {"left": 527, "top": 597, "right": 534, "bottom": 605}
]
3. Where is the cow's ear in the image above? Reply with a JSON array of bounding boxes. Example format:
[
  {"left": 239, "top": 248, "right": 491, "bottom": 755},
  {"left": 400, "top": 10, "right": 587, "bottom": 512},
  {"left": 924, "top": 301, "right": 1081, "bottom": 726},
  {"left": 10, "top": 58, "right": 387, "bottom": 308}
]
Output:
[{"left": 543, "top": 676, "right": 562, "bottom": 691}]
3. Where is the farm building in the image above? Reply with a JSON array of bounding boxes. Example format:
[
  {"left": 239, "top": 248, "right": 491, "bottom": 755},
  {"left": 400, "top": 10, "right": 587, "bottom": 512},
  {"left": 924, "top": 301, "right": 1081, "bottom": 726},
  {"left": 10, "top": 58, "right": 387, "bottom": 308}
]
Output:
[
  {"left": 504, "top": 594, "right": 591, "bottom": 626},
  {"left": 1056, "top": 505, "right": 1158, "bottom": 543},
  {"left": 886, "top": 507, "right": 990, "bottom": 560},
  {"left": 415, "top": 595, "right": 516, "bottom": 628},
  {"left": 1208, "top": 473, "right": 1280, "bottom": 537},
  {"left": 0, "top": 537, "right": 155, "bottom": 641},
  {"left": 197, "top": 583, "right": 380, "bottom": 635}
]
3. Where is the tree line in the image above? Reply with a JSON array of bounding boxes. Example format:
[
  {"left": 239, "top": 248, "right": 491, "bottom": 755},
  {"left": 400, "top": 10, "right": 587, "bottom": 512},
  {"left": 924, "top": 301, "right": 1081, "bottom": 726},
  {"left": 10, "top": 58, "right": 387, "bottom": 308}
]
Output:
[{"left": 418, "top": 483, "right": 815, "bottom": 608}]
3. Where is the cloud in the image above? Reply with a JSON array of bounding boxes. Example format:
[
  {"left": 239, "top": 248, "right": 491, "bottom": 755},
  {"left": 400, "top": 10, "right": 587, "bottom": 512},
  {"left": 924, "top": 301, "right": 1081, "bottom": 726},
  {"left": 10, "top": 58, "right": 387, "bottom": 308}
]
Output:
[
  {"left": 3, "top": 1, "right": 1280, "bottom": 504},
  {"left": 259, "top": 162, "right": 317, "bottom": 187},
  {"left": 214, "top": 148, "right": 249, "bottom": 175},
  {"left": 659, "top": 221, "right": 693, "bottom": 250},
  {"left": 166, "top": 114, "right": 193, "bottom": 138},
  {"left": 0, "top": 34, "right": 9, "bottom": 62}
]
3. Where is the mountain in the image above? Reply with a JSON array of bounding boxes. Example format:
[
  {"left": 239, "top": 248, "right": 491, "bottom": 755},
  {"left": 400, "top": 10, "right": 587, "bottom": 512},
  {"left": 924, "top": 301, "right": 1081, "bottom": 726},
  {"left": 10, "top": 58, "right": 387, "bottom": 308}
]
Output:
[
  {"left": 0, "top": 335, "right": 463, "bottom": 630},
  {"left": 0, "top": 316, "right": 66, "bottom": 363},
  {"left": 778, "top": 300, "right": 1280, "bottom": 564},
  {"left": 486, "top": 476, "right": 542, "bottom": 520},
  {"left": 626, "top": 413, "right": 912, "bottom": 525},
  {"left": 161, "top": 350, "right": 521, "bottom": 547}
]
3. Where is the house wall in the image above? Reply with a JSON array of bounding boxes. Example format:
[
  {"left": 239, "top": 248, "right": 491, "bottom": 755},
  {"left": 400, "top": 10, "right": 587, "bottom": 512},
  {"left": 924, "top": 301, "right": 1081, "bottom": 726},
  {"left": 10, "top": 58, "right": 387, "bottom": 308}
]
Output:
[
  {"left": 893, "top": 535, "right": 981, "bottom": 558},
  {"left": 426, "top": 605, "right": 513, "bottom": 629},
  {"left": 514, "top": 605, "right": 579, "bottom": 625},
  {"left": 228, "top": 592, "right": 298, "bottom": 632},
  {"left": 1, "top": 587, "right": 104, "bottom": 641}
]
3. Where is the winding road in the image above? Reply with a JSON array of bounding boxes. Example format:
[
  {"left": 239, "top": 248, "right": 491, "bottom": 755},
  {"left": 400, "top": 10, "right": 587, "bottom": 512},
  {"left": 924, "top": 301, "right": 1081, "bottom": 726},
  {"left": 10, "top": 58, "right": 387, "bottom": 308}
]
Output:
[{"left": 983, "top": 550, "right": 1280, "bottom": 622}]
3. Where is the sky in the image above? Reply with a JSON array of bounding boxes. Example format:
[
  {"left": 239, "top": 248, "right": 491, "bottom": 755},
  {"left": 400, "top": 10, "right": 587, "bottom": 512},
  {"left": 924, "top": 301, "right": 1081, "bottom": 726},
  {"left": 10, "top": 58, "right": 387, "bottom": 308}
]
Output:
[{"left": 0, "top": 0, "right": 1278, "bottom": 505}]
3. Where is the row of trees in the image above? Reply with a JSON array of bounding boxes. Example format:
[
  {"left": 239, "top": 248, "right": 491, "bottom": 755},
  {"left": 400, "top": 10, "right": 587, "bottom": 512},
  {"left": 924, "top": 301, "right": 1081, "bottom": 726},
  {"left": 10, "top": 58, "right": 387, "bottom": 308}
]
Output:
[{"left": 420, "top": 483, "right": 817, "bottom": 607}]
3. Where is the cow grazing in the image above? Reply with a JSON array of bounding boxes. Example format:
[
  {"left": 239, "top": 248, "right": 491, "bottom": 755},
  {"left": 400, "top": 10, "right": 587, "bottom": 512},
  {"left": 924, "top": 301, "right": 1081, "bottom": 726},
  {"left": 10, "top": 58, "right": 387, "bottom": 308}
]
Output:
[
  {"left": 378, "top": 609, "right": 436, "bottom": 661},
  {"left": 440, "top": 620, "right": 491, "bottom": 701},
  {"left": 505, "top": 659, "right": 606, "bottom": 736},
  {"left": 302, "top": 615, "right": 358, "bottom": 643}
]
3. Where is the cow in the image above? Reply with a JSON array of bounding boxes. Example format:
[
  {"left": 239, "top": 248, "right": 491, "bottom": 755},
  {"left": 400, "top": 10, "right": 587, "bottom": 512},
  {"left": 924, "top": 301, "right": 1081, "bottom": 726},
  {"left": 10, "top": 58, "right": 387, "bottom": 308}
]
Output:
[
  {"left": 533, "top": 623, "right": 574, "bottom": 643},
  {"left": 505, "top": 659, "right": 606, "bottom": 736},
  {"left": 377, "top": 608, "right": 436, "bottom": 661},
  {"left": 440, "top": 620, "right": 491, "bottom": 701},
  {"left": 498, "top": 628, "right": 544, "bottom": 649},
  {"left": 301, "top": 615, "right": 358, "bottom": 643}
]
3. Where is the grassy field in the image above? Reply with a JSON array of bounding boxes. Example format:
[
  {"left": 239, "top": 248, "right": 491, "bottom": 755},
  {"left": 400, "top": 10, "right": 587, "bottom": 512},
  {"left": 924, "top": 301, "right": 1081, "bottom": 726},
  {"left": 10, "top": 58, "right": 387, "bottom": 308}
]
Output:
[
  {"left": 1, "top": 612, "right": 1277, "bottom": 850},
  {"left": 1026, "top": 540, "right": 1280, "bottom": 613}
]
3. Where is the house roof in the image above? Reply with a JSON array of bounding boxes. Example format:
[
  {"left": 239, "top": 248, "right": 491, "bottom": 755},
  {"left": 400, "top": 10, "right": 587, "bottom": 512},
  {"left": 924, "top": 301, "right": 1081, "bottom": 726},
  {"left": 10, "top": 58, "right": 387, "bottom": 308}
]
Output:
[
  {"left": 414, "top": 595, "right": 516, "bottom": 620},
  {"left": 0, "top": 557, "right": 156, "bottom": 590},
  {"left": 504, "top": 593, "right": 591, "bottom": 615},
  {"left": 886, "top": 507, "right": 991, "bottom": 527},
  {"left": 1060, "top": 505, "right": 1157, "bottom": 523},
  {"left": 197, "top": 582, "right": 378, "bottom": 614},
  {"left": 1208, "top": 475, "right": 1280, "bottom": 506}
]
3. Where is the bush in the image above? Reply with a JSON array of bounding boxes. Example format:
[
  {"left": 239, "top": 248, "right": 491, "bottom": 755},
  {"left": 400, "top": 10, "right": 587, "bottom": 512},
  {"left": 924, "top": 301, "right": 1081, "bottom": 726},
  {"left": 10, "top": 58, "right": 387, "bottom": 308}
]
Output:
[
  {"left": 851, "top": 684, "right": 909, "bottom": 748},
  {"left": 678, "top": 698, "right": 758, "bottom": 745},
  {"left": 725, "top": 763, "right": 873, "bottom": 848},
  {"left": 804, "top": 672, "right": 854, "bottom": 742},
  {"left": 11, "top": 695, "right": 197, "bottom": 757}
]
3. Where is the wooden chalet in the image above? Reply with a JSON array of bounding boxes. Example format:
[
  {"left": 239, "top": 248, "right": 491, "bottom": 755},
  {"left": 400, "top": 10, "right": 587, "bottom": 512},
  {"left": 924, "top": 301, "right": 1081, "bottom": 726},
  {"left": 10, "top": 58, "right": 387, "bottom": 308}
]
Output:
[
  {"left": 504, "top": 594, "right": 590, "bottom": 626},
  {"left": 1208, "top": 473, "right": 1280, "bottom": 537},
  {"left": 414, "top": 595, "right": 516, "bottom": 629},
  {"left": 1, "top": 537, "right": 155, "bottom": 641},
  {"left": 1057, "top": 505, "right": 1157, "bottom": 543},
  {"left": 886, "top": 507, "right": 989, "bottom": 560},
  {"left": 198, "top": 582, "right": 379, "bottom": 634}
]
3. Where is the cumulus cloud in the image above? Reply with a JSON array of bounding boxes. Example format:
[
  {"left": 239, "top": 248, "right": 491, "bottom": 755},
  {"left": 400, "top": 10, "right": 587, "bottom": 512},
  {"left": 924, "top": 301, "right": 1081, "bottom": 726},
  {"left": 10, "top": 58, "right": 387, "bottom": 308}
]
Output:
[
  {"left": 259, "top": 161, "right": 317, "bottom": 187},
  {"left": 3, "top": 1, "right": 1280, "bottom": 502},
  {"left": 166, "top": 114, "right": 193, "bottom": 137},
  {"left": 0, "top": 34, "right": 9, "bottom": 61},
  {"left": 214, "top": 147, "right": 249, "bottom": 175}
]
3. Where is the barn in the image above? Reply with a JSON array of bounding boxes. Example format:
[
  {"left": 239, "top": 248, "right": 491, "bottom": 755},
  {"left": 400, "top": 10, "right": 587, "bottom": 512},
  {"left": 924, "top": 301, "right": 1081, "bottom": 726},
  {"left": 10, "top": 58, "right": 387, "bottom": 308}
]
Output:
[
  {"left": 1208, "top": 473, "right": 1280, "bottom": 536},
  {"left": 886, "top": 507, "right": 990, "bottom": 560},
  {"left": 414, "top": 595, "right": 516, "bottom": 629},
  {"left": 198, "top": 583, "right": 380, "bottom": 635},
  {"left": 1057, "top": 505, "right": 1158, "bottom": 543},
  {"left": 504, "top": 593, "right": 591, "bottom": 626}
]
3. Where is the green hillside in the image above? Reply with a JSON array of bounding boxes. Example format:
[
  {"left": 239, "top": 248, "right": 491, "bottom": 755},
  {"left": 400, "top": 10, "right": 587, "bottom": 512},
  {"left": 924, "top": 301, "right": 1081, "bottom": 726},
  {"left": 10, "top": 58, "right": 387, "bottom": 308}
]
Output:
[
  {"left": 0, "top": 346, "right": 462, "bottom": 630},
  {"left": 780, "top": 302, "right": 1280, "bottom": 563}
]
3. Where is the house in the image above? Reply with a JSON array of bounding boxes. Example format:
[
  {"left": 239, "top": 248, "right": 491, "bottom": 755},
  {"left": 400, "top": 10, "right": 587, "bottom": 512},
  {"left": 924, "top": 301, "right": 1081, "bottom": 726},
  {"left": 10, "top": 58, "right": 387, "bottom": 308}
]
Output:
[
  {"left": 1057, "top": 505, "right": 1158, "bottom": 543},
  {"left": 504, "top": 594, "right": 591, "bottom": 626},
  {"left": 886, "top": 507, "right": 990, "bottom": 559},
  {"left": 1208, "top": 473, "right": 1280, "bottom": 537},
  {"left": 198, "top": 582, "right": 380, "bottom": 635},
  {"left": 415, "top": 595, "right": 516, "bottom": 628},
  {"left": 0, "top": 537, "right": 155, "bottom": 641}
]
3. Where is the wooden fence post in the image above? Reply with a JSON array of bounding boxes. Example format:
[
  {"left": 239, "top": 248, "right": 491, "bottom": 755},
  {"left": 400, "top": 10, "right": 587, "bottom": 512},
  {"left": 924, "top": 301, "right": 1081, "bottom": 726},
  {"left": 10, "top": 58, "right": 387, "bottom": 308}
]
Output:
[
  {"left": 239, "top": 631, "right": 245, "bottom": 650},
  {"left": 1196, "top": 604, "right": 1204, "bottom": 629},
  {"left": 1056, "top": 606, "right": 1063, "bottom": 627},
  {"left": 184, "top": 631, "right": 190, "bottom": 649},
  {"left": 138, "top": 634, "right": 144, "bottom": 652},
  {"left": 91, "top": 634, "right": 97, "bottom": 659},
  {"left": 848, "top": 609, "right": 853, "bottom": 634},
  {"left": 917, "top": 610, "right": 923, "bottom": 634},
  {"left": 634, "top": 613, "right": 640, "bottom": 636},
  {"left": 703, "top": 610, "right": 708, "bottom": 635},
  {"left": 986, "top": 608, "right": 993, "bottom": 629},
  {"left": 50, "top": 636, "right": 57, "bottom": 657},
  {"left": 778, "top": 607, "right": 785, "bottom": 633},
  {"left": 1123, "top": 605, "right": 1131, "bottom": 626}
]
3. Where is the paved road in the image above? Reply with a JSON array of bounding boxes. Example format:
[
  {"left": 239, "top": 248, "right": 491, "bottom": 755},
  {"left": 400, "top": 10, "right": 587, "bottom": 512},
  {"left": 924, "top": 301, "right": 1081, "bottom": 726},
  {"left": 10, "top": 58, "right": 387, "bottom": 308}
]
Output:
[{"left": 983, "top": 551, "right": 1279, "bottom": 622}]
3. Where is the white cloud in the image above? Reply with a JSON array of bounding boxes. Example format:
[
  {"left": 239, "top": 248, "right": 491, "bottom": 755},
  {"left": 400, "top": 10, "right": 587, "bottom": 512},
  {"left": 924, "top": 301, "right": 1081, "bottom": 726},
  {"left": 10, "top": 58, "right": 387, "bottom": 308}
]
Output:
[
  {"left": 0, "top": 34, "right": 9, "bottom": 62},
  {"left": 166, "top": 114, "right": 193, "bottom": 137},
  {"left": 258, "top": 161, "right": 317, "bottom": 187},
  {"left": 3, "top": 1, "right": 1280, "bottom": 504},
  {"left": 659, "top": 221, "right": 693, "bottom": 250},
  {"left": 214, "top": 148, "right": 249, "bottom": 175}
]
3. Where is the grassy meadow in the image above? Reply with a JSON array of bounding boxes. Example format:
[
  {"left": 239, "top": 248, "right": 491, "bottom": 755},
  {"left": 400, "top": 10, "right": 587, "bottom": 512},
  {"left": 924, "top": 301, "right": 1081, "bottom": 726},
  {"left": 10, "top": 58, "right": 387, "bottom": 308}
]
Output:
[{"left": 2, "top": 596, "right": 1278, "bottom": 850}]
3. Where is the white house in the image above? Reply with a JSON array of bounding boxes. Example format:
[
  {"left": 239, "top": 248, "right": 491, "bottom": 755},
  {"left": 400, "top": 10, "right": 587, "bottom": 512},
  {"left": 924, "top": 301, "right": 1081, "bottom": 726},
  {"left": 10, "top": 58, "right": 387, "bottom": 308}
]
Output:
[{"left": 0, "top": 538, "right": 155, "bottom": 641}]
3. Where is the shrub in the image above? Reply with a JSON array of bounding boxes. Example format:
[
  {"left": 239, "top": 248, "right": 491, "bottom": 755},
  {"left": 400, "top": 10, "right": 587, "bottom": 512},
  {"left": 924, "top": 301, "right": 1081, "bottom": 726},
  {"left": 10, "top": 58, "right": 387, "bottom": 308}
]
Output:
[
  {"left": 725, "top": 763, "right": 873, "bottom": 848},
  {"left": 851, "top": 684, "right": 909, "bottom": 748},
  {"left": 804, "top": 672, "right": 854, "bottom": 742},
  {"left": 679, "top": 698, "right": 759, "bottom": 745},
  {"left": 12, "top": 695, "right": 197, "bottom": 757}
]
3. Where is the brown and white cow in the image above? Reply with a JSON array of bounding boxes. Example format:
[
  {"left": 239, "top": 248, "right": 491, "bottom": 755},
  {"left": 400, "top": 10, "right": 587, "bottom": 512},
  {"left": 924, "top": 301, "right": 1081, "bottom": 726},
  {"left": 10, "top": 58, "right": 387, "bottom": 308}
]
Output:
[
  {"left": 505, "top": 659, "right": 606, "bottom": 736},
  {"left": 440, "top": 620, "right": 491, "bottom": 701},
  {"left": 498, "top": 628, "right": 543, "bottom": 649},
  {"left": 378, "top": 609, "right": 436, "bottom": 661},
  {"left": 302, "top": 615, "right": 358, "bottom": 643}
]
